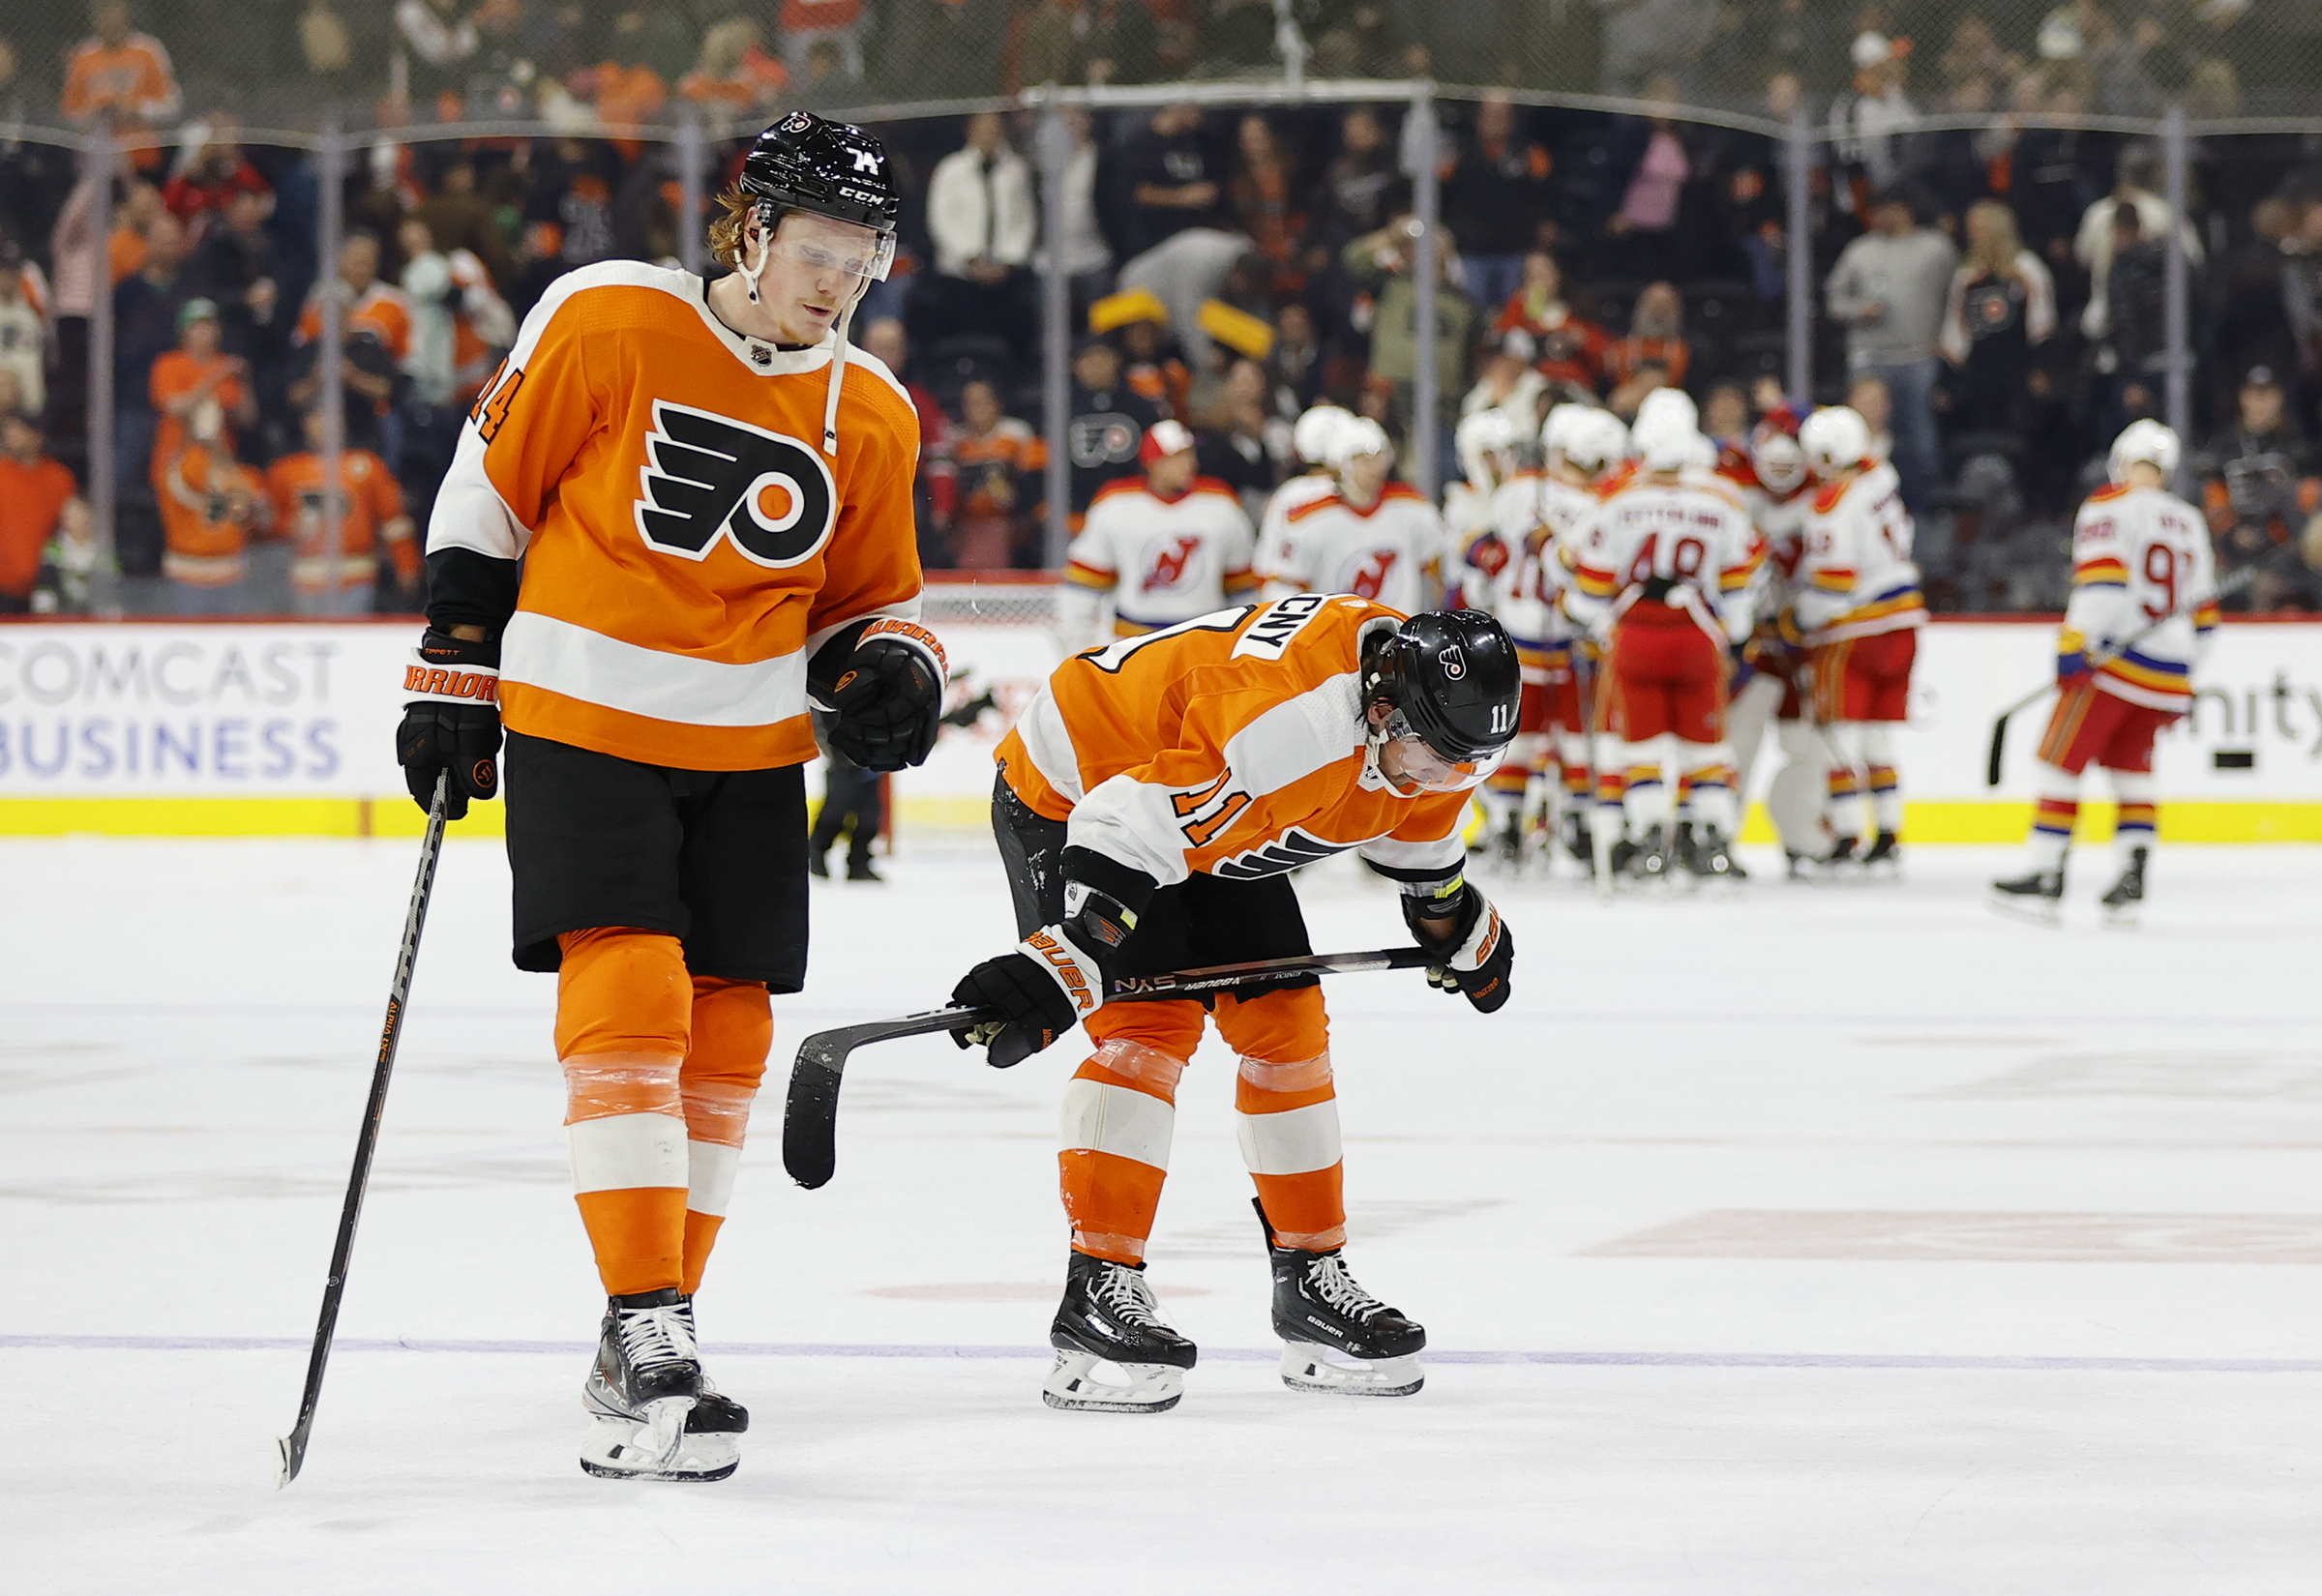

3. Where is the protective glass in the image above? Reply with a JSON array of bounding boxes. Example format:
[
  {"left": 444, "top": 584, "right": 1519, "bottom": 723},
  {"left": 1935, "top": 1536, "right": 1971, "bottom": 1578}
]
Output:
[
  {"left": 1378, "top": 709, "right": 1505, "bottom": 794},
  {"left": 765, "top": 230, "right": 896, "bottom": 283}
]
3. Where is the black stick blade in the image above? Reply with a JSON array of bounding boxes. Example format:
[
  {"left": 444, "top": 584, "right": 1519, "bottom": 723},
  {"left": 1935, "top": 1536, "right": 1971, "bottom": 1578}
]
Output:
[
  {"left": 782, "top": 1007, "right": 987, "bottom": 1189},
  {"left": 1985, "top": 711, "right": 2010, "bottom": 788}
]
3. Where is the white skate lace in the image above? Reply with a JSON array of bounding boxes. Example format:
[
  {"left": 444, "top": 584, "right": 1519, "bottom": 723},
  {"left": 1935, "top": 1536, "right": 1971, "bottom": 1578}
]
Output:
[
  {"left": 1306, "top": 1256, "right": 1388, "bottom": 1322},
  {"left": 615, "top": 1303, "right": 700, "bottom": 1373},
  {"left": 1094, "top": 1264, "right": 1168, "bottom": 1330}
]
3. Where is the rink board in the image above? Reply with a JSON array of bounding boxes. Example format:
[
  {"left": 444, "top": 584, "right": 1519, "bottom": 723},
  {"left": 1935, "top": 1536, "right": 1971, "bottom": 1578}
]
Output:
[{"left": 0, "top": 616, "right": 2317, "bottom": 840}]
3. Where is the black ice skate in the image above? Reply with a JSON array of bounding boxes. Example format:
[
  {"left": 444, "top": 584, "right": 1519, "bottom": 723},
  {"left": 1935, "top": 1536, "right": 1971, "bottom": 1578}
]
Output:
[
  {"left": 1684, "top": 823, "right": 1746, "bottom": 883},
  {"left": 1043, "top": 1252, "right": 1198, "bottom": 1413},
  {"left": 2099, "top": 846, "right": 2147, "bottom": 928},
  {"left": 1256, "top": 1200, "right": 1425, "bottom": 1397},
  {"left": 1563, "top": 810, "right": 1593, "bottom": 868},
  {"left": 580, "top": 1287, "right": 742, "bottom": 1481},
  {"left": 1989, "top": 866, "right": 2066, "bottom": 926},
  {"left": 1861, "top": 829, "right": 1902, "bottom": 873},
  {"left": 1628, "top": 823, "right": 1674, "bottom": 885}
]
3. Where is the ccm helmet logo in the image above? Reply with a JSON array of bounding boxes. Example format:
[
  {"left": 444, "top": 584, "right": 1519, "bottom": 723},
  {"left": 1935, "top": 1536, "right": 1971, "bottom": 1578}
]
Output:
[{"left": 1439, "top": 644, "right": 1468, "bottom": 680}]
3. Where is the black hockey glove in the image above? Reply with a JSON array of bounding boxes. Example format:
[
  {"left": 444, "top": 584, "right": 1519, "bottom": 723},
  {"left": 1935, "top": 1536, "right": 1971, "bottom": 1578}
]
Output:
[
  {"left": 396, "top": 629, "right": 502, "bottom": 821},
  {"left": 1402, "top": 881, "right": 1514, "bottom": 1014},
  {"left": 816, "top": 621, "right": 946, "bottom": 773},
  {"left": 950, "top": 924, "right": 1108, "bottom": 1069}
]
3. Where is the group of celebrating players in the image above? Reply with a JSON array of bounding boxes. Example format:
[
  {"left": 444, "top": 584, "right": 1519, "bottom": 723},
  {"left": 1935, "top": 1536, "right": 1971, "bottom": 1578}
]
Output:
[{"left": 383, "top": 107, "right": 2219, "bottom": 1486}]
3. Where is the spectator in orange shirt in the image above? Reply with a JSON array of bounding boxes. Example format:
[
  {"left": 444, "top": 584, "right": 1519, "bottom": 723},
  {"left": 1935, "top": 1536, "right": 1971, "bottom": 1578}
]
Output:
[
  {"left": 267, "top": 404, "right": 420, "bottom": 616},
  {"left": 678, "top": 18, "right": 789, "bottom": 117},
  {"left": 62, "top": 1, "right": 182, "bottom": 169},
  {"left": 0, "top": 413, "right": 86, "bottom": 615},
  {"left": 948, "top": 378, "right": 1048, "bottom": 570},
  {"left": 148, "top": 298, "right": 253, "bottom": 482},
  {"left": 158, "top": 398, "right": 267, "bottom": 614},
  {"left": 292, "top": 230, "right": 412, "bottom": 458},
  {"left": 110, "top": 180, "right": 164, "bottom": 286}
]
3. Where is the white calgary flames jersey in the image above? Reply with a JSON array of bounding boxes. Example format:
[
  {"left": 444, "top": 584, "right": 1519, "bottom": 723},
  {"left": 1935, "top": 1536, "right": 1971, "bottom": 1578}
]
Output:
[
  {"left": 1795, "top": 462, "right": 1925, "bottom": 643},
  {"left": 1255, "top": 471, "right": 1340, "bottom": 578},
  {"left": 1059, "top": 476, "right": 1259, "bottom": 641},
  {"left": 1566, "top": 478, "right": 1760, "bottom": 643},
  {"left": 1260, "top": 482, "right": 1445, "bottom": 615},
  {"left": 2064, "top": 481, "right": 2218, "bottom": 710},
  {"left": 426, "top": 260, "right": 928, "bottom": 771}
]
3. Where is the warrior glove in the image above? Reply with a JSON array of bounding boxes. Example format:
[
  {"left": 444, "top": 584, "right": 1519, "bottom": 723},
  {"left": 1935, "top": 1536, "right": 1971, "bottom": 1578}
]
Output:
[
  {"left": 950, "top": 925, "right": 1108, "bottom": 1069},
  {"left": 814, "top": 620, "right": 946, "bottom": 772},
  {"left": 1403, "top": 881, "right": 1514, "bottom": 1015},
  {"left": 396, "top": 629, "right": 501, "bottom": 820}
]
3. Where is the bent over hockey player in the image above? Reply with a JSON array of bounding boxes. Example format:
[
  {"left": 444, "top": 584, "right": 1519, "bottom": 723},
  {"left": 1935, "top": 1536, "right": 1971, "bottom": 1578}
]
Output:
[
  {"left": 396, "top": 113, "right": 942, "bottom": 1480},
  {"left": 951, "top": 600, "right": 1521, "bottom": 1411},
  {"left": 1993, "top": 421, "right": 2217, "bottom": 925}
]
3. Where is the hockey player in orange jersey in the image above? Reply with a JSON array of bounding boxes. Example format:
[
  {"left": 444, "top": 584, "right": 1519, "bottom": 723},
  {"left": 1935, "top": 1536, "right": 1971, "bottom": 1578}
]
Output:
[
  {"left": 951, "top": 600, "right": 1521, "bottom": 1411},
  {"left": 395, "top": 113, "right": 944, "bottom": 1482}
]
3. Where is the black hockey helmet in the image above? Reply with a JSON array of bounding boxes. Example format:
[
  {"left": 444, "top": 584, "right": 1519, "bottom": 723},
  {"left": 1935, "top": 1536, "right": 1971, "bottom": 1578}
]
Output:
[
  {"left": 1362, "top": 609, "right": 1522, "bottom": 762},
  {"left": 740, "top": 111, "right": 901, "bottom": 240}
]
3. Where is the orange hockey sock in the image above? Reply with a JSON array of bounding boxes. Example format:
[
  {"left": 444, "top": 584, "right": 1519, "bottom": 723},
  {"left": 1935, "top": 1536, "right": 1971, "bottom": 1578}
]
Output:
[
  {"left": 678, "top": 976, "right": 772, "bottom": 1295},
  {"left": 1219, "top": 987, "right": 1344, "bottom": 1251},
  {"left": 1058, "top": 1021, "right": 1195, "bottom": 1264}
]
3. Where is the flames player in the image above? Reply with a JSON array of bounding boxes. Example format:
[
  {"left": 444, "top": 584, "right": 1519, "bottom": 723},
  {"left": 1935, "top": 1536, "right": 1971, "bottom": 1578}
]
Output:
[
  {"left": 1444, "top": 407, "right": 1521, "bottom": 611},
  {"left": 1794, "top": 406, "right": 1925, "bottom": 872},
  {"left": 1993, "top": 421, "right": 2217, "bottom": 924},
  {"left": 949, "top": 601, "right": 1520, "bottom": 1411},
  {"left": 1565, "top": 404, "right": 1760, "bottom": 883},
  {"left": 1057, "top": 419, "right": 1258, "bottom": 654},
  {"left": 395, "top": 113, "right": 943, "bottom": 1481},
  {"left": 1260, "top": 418, "right": 1447, "bottom": 614},
  {"left": 1255, "top": 403, "right": 1355, "bottom": 576},
  {"left": 1718, "top": 408, "right": 1831, "bottom": 871}
]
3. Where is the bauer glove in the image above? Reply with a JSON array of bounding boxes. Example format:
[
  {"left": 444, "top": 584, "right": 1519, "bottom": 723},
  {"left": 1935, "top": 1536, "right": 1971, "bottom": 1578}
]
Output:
[
  {"left": 950, "top": 924, "right": 1108, "bottom": 1069},
  {"left": 1403, "top": 881, "right": 1514, "bottom": 1015},
  {"left": 396, "top": 629, "right": 501, "bottom": 820},
  {"left": 814, "top": 620, "right": 946, "bottom": 773}
]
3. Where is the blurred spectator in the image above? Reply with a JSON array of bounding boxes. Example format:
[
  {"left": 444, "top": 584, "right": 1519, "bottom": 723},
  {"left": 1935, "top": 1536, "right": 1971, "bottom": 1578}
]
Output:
[
  {"left": 157, "top": 398, "right": 266, "bottom": 613},
  {"left": 1343, "top": 215, "right": 1473, "bottom": 451},
  {"left": 1461, "top": 329, "right": 1546, "bottom": 424},
  {"left": 1100, "top": 293, "right": 1190, "bottom": 420},
  {"left": 1443, "top": 94, "right": 1554, "bottom": 316},
  {"left": 292, "top": 231, "right": 413, "bottom": 458},
  {"left": 1195, "top": 357, "right": 1288, "bottom": 514},
  {"left": 2216, "top": 197, "right": 2301, "bottom": 411},
  {"left": 679, "top": 19, "right": 789, "bottom": 118},
  {"left": 266, "top": 403, "right": 420, "bottom": 615},
  {"left": 1063, "top": 335, "right": 1157, "bottom": 520},
  {"left": 1495, "top": 252, "right": 1607, "bottom": 395},
  {"left": 916, "top": 112, "right": 1039, "bottom": 358},
  {"left": 400, "top": 217, "right": 513, "bottom": 524},
  {"left": 415, "top": 158, "right": 514, "bottom": 295},
  {"left": 860, "top": 317, "right": 957, "bottom": 561},
  {"left": 781, "top": 0, "right": 870, "bottom": 79},
  {"left": 1597, "top": 0, "right": 1719, "bottom": 98},
  {"left": 2099, "top": 201, "right": 2171, "bottom": 436},
  {"left": 0, "top": 412, "right": 85, "bottom": 615},
  {"left": 1701, "top": 379, "right": 1749, "bottom": 445},
  {"left": 1267, "top": 301, "right": 1322, "bottom": 412},
  {"left": 1846, "top": 373, "right": 1896, "bottom": 464},
  {"left": 1604, "top": 95, "right": 1690, "bottom": 276},
  {"left": 161, "top": 121, "right": 270, "bottom": 242},
  {"left": 1037, "top": 108, "right": 1114, "bottom": 318},
  {"left": 1603, "top": 281, "right": 1692, "bottom": 401},
  {"left": 1830, "top": 31, "right": 1921, "bottom": 194},
  {"left": 947, "top": 377, "right": 1045, "bottom": 568},
  {"left": 2073, "top": 146, "right": 2202, "bottom": 345},
  {"left": 112, "top": 209, "right": 193, "bottom": 576},
  {"left": 1312, "top": 107, "right": 1403, "bottom": 248},
  {"left": 109, "top": 181, "right": 163, "bottom": 287},
  {"left": 1115, "top": 105, "right": 1249, "bottom": 373},
  {"left": 149, "top": 299, "right": 253, "bottom": 476},
  {"left": 2200, "top": 367, "right": 2319, "bottom": 611},
  {"left": 62, "top": 2, "right": 181, "bottom": 163},
  {"left": 1940, "top": 200, "right": 2057, "bottom": 437},
  {"left": 1229, "top": 115, "right": 1302, "bottom": 294},
  {"left": 0, "top": 244, "right": 45, "bottom": 418},
  {"left": 789, "top": 39, "right": 866, "bottom": 112},
  {"left": 1825, "top": 189, "right": 1956, "bottom": 514},
  {"left": 185, "top": 188, "right": 283, "bottom": 384}
]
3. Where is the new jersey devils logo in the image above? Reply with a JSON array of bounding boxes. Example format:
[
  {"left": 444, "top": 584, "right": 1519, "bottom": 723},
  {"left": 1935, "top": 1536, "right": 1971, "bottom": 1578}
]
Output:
[
  {"left": 1142, "top": 536, "right": 1202, "bottom": 591},
  {"left": 1346, "top": 547, "right": 1400, "bottom": 600},
  {"left": 635, "top": 400, "right": 837, "bottom": 570}
]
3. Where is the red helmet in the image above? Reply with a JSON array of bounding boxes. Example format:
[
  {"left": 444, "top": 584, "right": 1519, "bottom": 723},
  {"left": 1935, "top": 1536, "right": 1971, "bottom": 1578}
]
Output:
[{"left": 1140, "top": 418, "right": 1196, "bottom": 466}]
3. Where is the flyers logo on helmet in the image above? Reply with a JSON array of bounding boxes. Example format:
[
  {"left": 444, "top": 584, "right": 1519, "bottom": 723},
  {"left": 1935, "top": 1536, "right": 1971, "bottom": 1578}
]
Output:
[{"left": 634, "top": 400, "right": 837, "bottom": 570}]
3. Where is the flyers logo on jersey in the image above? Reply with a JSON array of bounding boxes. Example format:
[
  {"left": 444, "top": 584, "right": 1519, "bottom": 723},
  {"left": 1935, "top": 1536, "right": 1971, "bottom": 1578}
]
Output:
[
  {"left": 1209, "top": 826, "right": 1349, "bottom": 879},
  {"left": 635, "top": 400, "right": 837, "bottom": 570},
  {"left": 1143, "top": 536, "right": 1202, "bottom": 591}
]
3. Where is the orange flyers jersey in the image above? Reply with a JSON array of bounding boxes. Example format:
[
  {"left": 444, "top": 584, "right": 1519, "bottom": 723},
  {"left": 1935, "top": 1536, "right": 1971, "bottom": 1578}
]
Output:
[
  {"left": 1260, "top": 482, "right": 1445, "bottom": 616},
  {"left": 159, "top": 446, "right": 259, "bottom": 585},
  {"left": 426, "top": 260, "right": 927, "bottom": 771},
  {"left": 296, "top": 283, "right": 415, "bottom": 365},
  {"left": 2064, "top": 482, "right": 2217, "bottom": 710},
  {"left": 997, "top": 595, "right": 1472, "bottom": 892},
  {"left": 267, "top": 449, "right": 417, "bottom": 592},
  {"left": 1062, "top": 477, "right": 1258, "bottom": 635},
  {"left": 1797, "top": 461, "right": 1924, "bottom": 643},
  {"left": 1567, "top": 478, "right": 1760, "bottom": 643},
  {"left": 63, "top": 36, "right": 181, "bottom": 123}
]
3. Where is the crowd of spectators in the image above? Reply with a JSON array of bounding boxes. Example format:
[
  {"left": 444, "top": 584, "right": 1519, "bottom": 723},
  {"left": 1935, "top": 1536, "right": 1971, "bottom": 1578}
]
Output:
[{"left": 3, "top": 1, "right": 2322, "bottom": 614}]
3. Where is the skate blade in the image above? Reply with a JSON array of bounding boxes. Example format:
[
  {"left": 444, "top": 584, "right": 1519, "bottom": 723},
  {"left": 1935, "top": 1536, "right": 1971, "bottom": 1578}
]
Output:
[
  {"left": 2100, "top": 904, "right": 2142, "bottom": 930},
  {"left": 1987, "top": 893, "right": 2062, "bottom": 928},
  {"left": 579, "top": 1404, "right": 735, "bottom": 1481},
  {"left": 1279, "top": 1342, "right": 1424, "bottom": 1398},
  {"left": 1041, "top": 1348, "right": 1184, "bottom": 1412}
]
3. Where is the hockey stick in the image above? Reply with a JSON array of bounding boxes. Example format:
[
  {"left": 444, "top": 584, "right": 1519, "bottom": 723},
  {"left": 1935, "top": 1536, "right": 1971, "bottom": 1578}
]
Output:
[
  {"left": 273, "top": 769, "right": 453, "bottom": 1488},
  {"left": 1982, "top": 556, "right": 2274, "bottom": 788},
  {"left": 782, "top": 945, "right": 1436, "bottom": 1190}
]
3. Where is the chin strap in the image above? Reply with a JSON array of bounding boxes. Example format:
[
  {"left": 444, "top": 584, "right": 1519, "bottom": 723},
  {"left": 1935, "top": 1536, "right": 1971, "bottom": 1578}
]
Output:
[
  {"left": 735, "top": 212, "right": 772, "bottom": 305},
  {"left": 821, "top": 280, "right": 868, "bottom": 458}
]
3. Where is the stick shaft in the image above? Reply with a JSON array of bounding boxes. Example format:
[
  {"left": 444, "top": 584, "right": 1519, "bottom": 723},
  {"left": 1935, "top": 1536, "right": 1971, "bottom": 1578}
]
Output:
[{"left": 275, "top": 771, "right": 451, "bottom": 1486}]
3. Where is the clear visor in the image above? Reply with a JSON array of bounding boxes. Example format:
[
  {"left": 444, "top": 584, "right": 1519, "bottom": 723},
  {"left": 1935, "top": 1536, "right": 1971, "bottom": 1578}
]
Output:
[
  {"left": 764, "top": 229, "right": 896, "bottom": 283},
  {"left": 1377, "top": 709, "right": 1506, "bottom": 794}
]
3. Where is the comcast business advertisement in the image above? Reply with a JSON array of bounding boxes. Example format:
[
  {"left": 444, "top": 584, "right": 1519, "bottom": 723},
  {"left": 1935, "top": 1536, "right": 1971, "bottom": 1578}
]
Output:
[{"left": 0, "top": 620, "right": 2317, "bottom": 824}]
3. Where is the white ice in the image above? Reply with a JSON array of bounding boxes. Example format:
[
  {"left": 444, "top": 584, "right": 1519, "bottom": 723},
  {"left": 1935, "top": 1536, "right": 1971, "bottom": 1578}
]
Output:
[{"left": 6, "top": 833, "right": 2321, "bottom": 1594}]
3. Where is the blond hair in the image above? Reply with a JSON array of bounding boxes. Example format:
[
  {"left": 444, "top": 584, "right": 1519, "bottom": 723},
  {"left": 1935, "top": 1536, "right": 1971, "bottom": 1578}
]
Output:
[
  {"left": 1964, "top": 199, "right": 2023, "bottom": 281},
  {"left": 706, "top": 185, "right": 759, "bottom": 272}
]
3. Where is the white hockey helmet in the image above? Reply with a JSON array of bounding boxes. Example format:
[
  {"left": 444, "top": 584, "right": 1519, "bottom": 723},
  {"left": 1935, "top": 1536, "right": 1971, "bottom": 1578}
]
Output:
[
  {"left": 1634, "top": 385, "right": 1699, "bottom": 437},
  {"left": 1539, "top": 401, "right": 1593, "bottom": 463},
  {"left": 1455, "top": 407, "right": 1519, "bottom": 487},
  {"left": 1562, "top": 408, "right": 1629, "bottom": 478},
  {"left": 1293, "top": 404, "right": 1356, "bottom": 466},
  {"left": 2108, "top": 418, "right": 2182, "bottom": 483},
  {"left": 1800, "top": 405, "right": 1872, "bottom": 477},
  {"left": 1631, "top": 403, "right": 1699, "bottom": 473},
  {"left": 1327, "top": 416, "right": 1393, "bottom": 470}
]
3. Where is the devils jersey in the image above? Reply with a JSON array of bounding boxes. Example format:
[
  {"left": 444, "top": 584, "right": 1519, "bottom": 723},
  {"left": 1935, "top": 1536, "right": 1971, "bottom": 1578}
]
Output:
[
  {"left": 997, "top": 595, "right": 1471, "bottom": 893},
  {"left": 1254, "top": 471, "right": 1340, "bottom": 581},
  {"left": 1260, "top": 482, "right": 1445, "bottom": 615},
  {"left": 426, "top": 260, "right": 931, "bottom": 771},
  {"left": 1059, "top": 476, "right": 1258, "bottom": 644},
  {"left": 1796, "top": 461, "right": 1924, "bottom": 643},
  {"left": 1566, "top": 479, "right": 1760, "bottom": 643},
  {"left": 2063, "top": 481, "right": 2218, "bottom": 710}
]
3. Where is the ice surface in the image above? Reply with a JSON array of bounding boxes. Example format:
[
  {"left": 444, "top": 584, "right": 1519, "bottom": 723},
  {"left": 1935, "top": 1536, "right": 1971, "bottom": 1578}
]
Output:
[{"left": 5, "top": 834, "right": 2321, "bottom": 1593}]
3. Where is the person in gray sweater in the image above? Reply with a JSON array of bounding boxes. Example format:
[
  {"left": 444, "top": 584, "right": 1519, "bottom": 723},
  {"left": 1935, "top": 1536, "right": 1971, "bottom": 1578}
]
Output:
[{"left": 1825, "top": 190, "right": 1959, "bottom": 516}]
